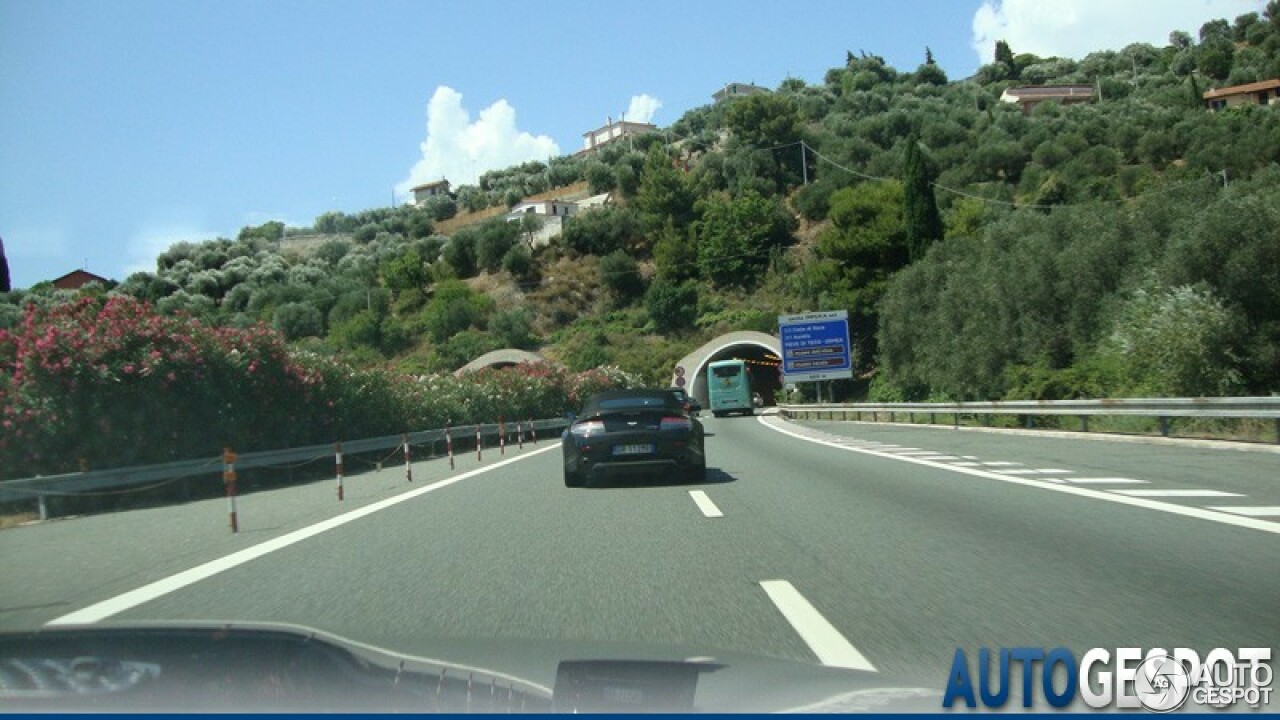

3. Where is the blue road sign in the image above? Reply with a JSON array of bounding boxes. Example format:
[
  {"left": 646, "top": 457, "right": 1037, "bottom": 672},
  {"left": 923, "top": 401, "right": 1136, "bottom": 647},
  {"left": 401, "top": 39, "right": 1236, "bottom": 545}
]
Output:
[{"left": 778, "top": 310, "right": 852, "bottom": 382}]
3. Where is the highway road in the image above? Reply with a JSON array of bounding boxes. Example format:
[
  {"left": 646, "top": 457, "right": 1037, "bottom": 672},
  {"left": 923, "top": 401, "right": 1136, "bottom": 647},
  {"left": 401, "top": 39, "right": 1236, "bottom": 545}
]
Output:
[{"left": 2, "top": 411, "right": 1277, "bottom": 707}]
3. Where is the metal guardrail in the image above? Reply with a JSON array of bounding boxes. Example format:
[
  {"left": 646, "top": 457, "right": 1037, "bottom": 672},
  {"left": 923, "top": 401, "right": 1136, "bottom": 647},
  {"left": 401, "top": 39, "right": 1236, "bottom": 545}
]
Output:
[
  {"left": 778, "top": 397, "right": 1280, "bottom": 443},
  {"left": 0, "top": 418, "right": 570, "bottom": 506}
]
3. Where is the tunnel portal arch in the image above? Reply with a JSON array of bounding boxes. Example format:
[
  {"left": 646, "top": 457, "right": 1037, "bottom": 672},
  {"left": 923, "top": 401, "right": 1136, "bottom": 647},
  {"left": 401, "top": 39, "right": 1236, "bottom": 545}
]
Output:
[{"left": 669, "top": 331, "right": 782, "bottom": 408}]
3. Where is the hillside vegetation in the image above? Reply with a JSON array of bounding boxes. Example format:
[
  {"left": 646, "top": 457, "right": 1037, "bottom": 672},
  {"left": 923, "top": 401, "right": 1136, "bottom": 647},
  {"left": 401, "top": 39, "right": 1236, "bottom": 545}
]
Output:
[{"left": 4, "top": 5, "right": 1280, "bottom": 407}]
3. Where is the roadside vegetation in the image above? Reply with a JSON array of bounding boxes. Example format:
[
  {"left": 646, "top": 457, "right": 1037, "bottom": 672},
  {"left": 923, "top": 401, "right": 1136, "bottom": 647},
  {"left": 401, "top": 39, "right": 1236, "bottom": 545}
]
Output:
[{"left": 0, "top": 296, "right": 638, "bottom": 480}]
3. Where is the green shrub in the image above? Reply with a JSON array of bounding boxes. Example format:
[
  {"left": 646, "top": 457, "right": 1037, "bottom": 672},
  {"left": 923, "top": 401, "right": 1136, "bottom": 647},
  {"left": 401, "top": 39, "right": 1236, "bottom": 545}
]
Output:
[{"left": 0, "top": 297, "right": 641, "bottom": 480}]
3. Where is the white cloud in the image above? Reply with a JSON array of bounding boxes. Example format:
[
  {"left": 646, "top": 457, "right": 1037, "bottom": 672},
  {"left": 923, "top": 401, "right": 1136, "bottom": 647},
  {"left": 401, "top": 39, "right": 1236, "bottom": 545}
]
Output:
[
  {"left": 122, "top": 223, "right": 219, "bottom": 277},
  {"left": 624, "top": 94, "right": 663, "bottom": 124},
  {"left": 972, "top": 0, "right": 1266, "bottom": 66},
  {"left": 396, "top": 86, "right": 559, "bottom": 194}
]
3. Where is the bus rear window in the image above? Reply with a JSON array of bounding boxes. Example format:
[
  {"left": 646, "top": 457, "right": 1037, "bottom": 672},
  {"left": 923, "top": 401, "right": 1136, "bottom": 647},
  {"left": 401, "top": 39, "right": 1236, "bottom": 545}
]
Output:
[{"left": 712, "top": 365, "right": 742, "bottom": 378}]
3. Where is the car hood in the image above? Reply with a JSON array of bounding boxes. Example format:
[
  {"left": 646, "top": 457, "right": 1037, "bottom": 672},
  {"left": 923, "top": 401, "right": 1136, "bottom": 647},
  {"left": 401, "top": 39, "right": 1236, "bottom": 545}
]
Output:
[{"left": 0, "top": 620, "right": 941, "bottom": 713}]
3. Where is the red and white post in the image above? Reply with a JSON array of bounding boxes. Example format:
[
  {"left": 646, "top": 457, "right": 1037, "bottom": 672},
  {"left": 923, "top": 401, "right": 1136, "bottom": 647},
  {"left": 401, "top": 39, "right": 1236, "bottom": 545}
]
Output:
[
  {"left": 402, "top": 433, "right": 413, "bottom": 483},
  {"left": 222, "top": 447, "right": 239, "bottom": 534},
  {"left": 475, "top": 425, "right": 482, "bottom": 462},
  {"left": 529, "top": 419, "right": 537, "bottom": 444},
  {"left": 499, "top": 416, "right": 506, "bottom": 456},
  {"left": 445, "top": 425, "right": 454, "bottom": 470},
  {"left": 517, "top": 419, "right": 524, "bottom": 449},
  {"left": 335, "top": 442, "right": 345, "bottom": 501}
]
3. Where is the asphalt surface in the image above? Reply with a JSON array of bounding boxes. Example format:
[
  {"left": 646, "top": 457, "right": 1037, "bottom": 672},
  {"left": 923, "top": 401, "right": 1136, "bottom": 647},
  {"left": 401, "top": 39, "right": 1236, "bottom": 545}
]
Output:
[{"left": 2, "top": 413, "right": 1276, "bottom": 707}]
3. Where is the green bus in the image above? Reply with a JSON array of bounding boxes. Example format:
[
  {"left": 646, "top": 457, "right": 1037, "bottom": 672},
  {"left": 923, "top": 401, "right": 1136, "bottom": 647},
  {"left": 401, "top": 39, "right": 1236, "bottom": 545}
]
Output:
[{"left": 707, "top": 359, "right": 753, "bottom": 417}]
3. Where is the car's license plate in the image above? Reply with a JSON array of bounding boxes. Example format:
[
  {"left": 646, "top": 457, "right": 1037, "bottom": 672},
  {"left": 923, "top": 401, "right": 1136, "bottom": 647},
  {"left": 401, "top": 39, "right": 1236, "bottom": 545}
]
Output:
[{"left": 612, "top": 444, "right": 654, "bottom": 456}]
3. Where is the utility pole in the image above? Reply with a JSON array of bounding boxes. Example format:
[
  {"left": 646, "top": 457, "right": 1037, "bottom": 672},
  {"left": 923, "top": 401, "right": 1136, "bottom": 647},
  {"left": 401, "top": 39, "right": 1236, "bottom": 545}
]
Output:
[
  {"left": 800, "top": 141, "right": 809, "bottom": 185},
  {"left": 1221, "top": 169, "right": 1228, "bottom": 189}
]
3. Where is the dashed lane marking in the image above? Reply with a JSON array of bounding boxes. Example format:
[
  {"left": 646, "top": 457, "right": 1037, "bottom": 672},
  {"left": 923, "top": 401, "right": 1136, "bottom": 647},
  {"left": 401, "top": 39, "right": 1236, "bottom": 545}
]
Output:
[
  {"left": 1110, "top": 489, "right": 1244, "bottom": 498},
  {"left": 1066, "top": 477, "right": 1148, "bottom": 484},
  {"left": 759, "top": 580, "right": 877, "bottom": 672},
  {"left": 688, "top": 490, "right": 724, "bottom": 518},
  {"left": 1206, "top": 506, "right": 1280, "bottom": 517}
]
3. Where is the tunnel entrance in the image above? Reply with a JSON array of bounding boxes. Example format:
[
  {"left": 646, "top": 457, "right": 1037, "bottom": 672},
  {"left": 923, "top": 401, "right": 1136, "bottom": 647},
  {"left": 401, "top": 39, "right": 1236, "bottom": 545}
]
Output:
[
  {"left": 697, "top": 345, "right": 782, "bottom": 408},
  {"left": 669, "top": 331, "right": 783, "bottom": 410}
]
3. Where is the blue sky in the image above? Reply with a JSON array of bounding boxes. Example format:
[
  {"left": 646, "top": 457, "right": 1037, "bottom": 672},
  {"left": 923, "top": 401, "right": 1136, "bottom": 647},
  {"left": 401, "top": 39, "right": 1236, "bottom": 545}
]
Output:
[{"left": 0, "top": 0, "right": 1263, "bottom": 288}]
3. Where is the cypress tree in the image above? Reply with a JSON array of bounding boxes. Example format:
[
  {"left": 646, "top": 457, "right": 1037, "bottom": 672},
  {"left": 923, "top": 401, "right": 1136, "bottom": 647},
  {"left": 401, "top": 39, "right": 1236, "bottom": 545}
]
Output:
[
  {"left": 0, "top": 235, "right": 10, "bottom": 292},
  {"left": 903, "top": 133, "right": 943, "bottom": 262}
]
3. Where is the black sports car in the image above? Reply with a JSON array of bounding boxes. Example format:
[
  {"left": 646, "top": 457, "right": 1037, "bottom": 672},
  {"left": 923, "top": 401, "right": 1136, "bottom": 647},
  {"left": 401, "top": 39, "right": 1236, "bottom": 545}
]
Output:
[{"left": 562, "top": 389, "right": 706, "bottom": 487}]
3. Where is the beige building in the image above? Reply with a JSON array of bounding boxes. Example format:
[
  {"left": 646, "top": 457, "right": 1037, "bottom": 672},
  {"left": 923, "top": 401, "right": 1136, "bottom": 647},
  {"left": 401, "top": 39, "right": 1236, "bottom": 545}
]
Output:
[
  {"left": 579, "top": 118, "right": 657, "bottom": 154},
  {"left": 410, "top": 179, "right": 451, "bottom": 205},
  {"left": 1203, "top": 78, "right": 1280, "bottom": 110}
]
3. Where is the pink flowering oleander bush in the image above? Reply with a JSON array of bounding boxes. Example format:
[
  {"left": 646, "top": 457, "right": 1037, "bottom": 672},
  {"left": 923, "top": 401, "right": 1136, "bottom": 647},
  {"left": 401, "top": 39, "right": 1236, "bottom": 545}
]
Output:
[{"left": 0, "top": 297, "right": 640, "bottom": 480}]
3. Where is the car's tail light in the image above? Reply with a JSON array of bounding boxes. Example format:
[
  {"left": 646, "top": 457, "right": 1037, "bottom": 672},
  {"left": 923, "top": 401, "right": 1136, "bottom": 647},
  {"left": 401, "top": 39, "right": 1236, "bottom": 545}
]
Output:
[
  {"left": 660, "top": 416, "right": 692, "bottom": 431},
  {"left": 570, "top": 420, "right": 605, "bottom": 438}
]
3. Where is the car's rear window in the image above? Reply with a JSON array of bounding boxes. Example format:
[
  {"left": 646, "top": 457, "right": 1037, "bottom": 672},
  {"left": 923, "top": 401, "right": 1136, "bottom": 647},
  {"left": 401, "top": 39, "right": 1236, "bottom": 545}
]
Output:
[
  {"left": 584, "top": 392, "right": 681, "bottom": 413},
  {"left": 597, "top": 397, "right": 670, "bottom": 410}
]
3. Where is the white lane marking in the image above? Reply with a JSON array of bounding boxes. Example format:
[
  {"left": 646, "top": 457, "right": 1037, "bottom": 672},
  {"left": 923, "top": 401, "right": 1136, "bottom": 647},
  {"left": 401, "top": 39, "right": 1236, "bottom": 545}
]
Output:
[
  {"left": 47, "top": 445, "right": 561, "bottom": 626},
  {"left": 688, "top": 490, "right": 724, "bottom": 518},
  {"left": 992, "top": 468, "right": 1073, "bottom": 475},
  {"left": 758, "top": 415, "right": 1280, "bottom": 536},
  {"left": 1066, "top": 477, "right": 1148, "bottom": 484},
  {"left": 949, "top": 462, "right": 983, "bottom": 467},
  {"left": 980, "top": 461, "right": 1022, "bottom": 467},
  {"left": 1110, "top": 489, "right": 1244, "bottom": 498},
  {"left": 759, "top": 580, "right": 877, "bottom": 672},
  {"left": 1207, "top": 506, "right": 1280, "bottom": 517},
  {"left": 961, "top": 456, "right": 980, "bottom": 460}
]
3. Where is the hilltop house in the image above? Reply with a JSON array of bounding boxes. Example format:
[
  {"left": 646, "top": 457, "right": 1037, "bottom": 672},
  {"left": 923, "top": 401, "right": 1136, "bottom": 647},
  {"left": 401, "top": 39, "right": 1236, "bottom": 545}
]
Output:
[
  {"left": 999, "top": 84, "right": 1095, "bottom": 113},
  {"left": 504, "top": 199, "right": 580, "bottom": 247},
  {"left": 1203, "top": 78, "right": 1280, "bottom": 110},
  {"left": 410, "top": 179, "right": 451, "bottom": 205},
  {"left": 508, "top": 200, "right": 578, "bottom": 219},
  {"left": 578, "top": 118, "right": 657, "bottom": 155},
  {"left": 713, "top": 82, "right": 770, "bottom": 103},
  {"left": 50, "top": 269, "right": 110, "bottom": 290}
]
